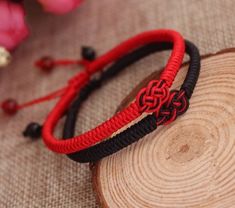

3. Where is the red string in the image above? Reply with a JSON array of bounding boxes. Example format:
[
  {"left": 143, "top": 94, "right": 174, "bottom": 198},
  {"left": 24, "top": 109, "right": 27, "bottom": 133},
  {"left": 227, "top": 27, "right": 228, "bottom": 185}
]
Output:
[
  {"left": 53, "top": 59, "right": 90, "bottom": 67},
  {"left": 16, "top": 58, "right": 90, "bottom": 110},
  {"left": 35, "top": 58, "right": 90, "bottom": 68},
  {"left": 2, "top": 51, "right": 92, "bottom": 115},
  {"left": 17, "top": 87, "right": 67, "bottom": 110}
]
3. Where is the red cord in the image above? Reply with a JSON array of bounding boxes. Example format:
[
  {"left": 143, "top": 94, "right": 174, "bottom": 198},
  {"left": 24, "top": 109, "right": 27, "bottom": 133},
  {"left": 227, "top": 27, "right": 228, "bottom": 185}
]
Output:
[
  {"left": 1, "top": 58, "right": 89, "bottom": 114},
  {"left": 42, "top": 29, "right": 185, "bottom": 154},
  {"left": 1, "top": 87, "right": 68, "bottom": 115},
  {"left": 52, "top": 59, "right": 90, "bottom": 68},
  {"left": 17, "top": 87, "right": 67, "bottom": 110},
  {"left": 35, "top": 57, "right": 90, "bottom": 71}
]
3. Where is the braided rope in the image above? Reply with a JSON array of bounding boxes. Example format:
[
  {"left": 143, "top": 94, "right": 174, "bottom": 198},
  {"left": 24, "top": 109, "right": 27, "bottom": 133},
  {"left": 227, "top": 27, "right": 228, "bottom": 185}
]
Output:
[
  {"left": 136, "top": 80, "right": 170, "bottom": 114},
  {"left": 63, "top": 40, "right": 200, "bottom": 162},
  {"left": 43, "top": 30, "right": 185, "bottom": 154},
  {"left": 156, "top": 90, "right": 189, "bottom": 126}
]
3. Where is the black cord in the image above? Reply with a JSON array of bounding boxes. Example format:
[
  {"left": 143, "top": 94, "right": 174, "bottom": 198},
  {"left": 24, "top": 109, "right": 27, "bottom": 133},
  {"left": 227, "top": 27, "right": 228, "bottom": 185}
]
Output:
[{"left": 63, "top": 40, "right": 200, "bottom": 163}]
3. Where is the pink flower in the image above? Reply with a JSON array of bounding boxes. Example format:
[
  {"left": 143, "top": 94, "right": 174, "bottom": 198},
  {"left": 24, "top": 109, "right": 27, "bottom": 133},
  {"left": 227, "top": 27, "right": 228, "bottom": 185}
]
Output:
[
  {"left": 38, "top": 0, "right": 83, "bottom": 15},
  {"left": 0, "top": 1, "right": 29, "bottom": 51}
]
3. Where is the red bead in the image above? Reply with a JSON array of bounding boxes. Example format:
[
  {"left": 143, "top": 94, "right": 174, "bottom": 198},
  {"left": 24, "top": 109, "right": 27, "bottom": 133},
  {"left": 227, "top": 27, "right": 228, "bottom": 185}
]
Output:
[
  {"left": 36, "top": 56, "right": 55, "bottom": 72},
  {"left": 1, "top": 99, "right": 19, "bottom": 115}
]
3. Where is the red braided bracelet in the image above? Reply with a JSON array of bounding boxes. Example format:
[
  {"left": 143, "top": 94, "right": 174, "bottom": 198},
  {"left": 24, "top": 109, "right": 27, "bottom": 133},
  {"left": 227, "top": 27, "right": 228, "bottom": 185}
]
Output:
[{"left": 42, "top": 29, "right": 185, "bottom": 154}]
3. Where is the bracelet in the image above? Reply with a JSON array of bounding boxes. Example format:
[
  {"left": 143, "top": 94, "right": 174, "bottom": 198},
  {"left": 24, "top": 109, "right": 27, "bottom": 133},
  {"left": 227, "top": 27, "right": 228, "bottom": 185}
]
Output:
[
  {"left": 42, "top": 29, "right": 185, "bottom": 154},
  {"left": 63, "top": 40, "right": 200, "bottom": 162}
]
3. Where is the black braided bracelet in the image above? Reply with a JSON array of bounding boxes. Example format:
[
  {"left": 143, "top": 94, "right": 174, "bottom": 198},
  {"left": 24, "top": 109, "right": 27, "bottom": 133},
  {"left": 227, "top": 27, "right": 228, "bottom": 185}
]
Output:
[{"left": 63, "top": 40, "right": 200, "bottom": 163}]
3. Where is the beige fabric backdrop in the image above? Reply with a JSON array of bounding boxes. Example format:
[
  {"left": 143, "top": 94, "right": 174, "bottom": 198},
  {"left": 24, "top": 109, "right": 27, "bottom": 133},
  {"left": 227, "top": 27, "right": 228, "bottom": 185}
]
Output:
[{"left": 0, "top": 0, "right": 234, "bottom": 207}]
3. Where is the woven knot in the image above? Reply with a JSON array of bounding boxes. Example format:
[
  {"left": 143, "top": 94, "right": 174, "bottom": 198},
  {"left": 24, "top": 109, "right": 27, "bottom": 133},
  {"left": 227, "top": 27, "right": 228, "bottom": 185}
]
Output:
[
  {"left": 157, "top": 90, "right": 189, "bottom": 125},
  {"left": 136, "top": 80, "right": 170, "bottom": 113}
]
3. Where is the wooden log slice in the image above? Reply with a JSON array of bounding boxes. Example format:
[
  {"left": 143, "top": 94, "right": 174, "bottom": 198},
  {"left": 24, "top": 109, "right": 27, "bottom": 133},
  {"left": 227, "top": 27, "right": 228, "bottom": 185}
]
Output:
[{"left": 92, "top": 49, "right": 235, "bottom": 208}]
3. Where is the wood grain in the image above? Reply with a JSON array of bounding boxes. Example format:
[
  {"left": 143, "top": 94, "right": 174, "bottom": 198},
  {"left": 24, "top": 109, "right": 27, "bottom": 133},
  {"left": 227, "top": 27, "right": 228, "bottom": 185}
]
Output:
[{"left": 92, "top": 49, "right": 235, "bottom": 208}]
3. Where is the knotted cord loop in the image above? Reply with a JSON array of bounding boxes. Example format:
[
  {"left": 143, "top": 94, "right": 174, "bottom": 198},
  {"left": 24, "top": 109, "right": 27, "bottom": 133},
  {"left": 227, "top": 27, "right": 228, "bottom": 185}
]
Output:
[
  {"left": 157, "top": 90, "right": 189, "bottom": 125},
  {"left": 136, "top": 80, "right": 170, "bottom": 114},
  {"left": 63, "top": 40, "right": 200, "bottom": 163},
  {"left": 42, "top": 30, "right": 186, "bottom": 154}
]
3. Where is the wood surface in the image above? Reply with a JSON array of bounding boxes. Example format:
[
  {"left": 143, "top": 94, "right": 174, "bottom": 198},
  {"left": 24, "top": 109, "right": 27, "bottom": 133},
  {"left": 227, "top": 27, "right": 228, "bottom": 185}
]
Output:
[{"left": 92, "top": 49, "right": 235, "bottom": 208}]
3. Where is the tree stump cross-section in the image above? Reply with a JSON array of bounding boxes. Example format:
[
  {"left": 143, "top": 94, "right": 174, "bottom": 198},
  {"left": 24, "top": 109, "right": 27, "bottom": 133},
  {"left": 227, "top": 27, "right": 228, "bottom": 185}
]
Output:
[{"left": 92, "top": 49, "right": 235, "bottom": 208}]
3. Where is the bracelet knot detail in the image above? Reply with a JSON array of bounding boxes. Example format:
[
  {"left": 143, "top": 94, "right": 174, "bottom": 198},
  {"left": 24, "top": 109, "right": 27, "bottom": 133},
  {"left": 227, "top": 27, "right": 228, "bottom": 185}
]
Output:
[
  {"left": 157, "top": 90, "right": 189, "bottom": 125},
  {"left": 136, "top": 80, "right": 170, "bottom": 114}
]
